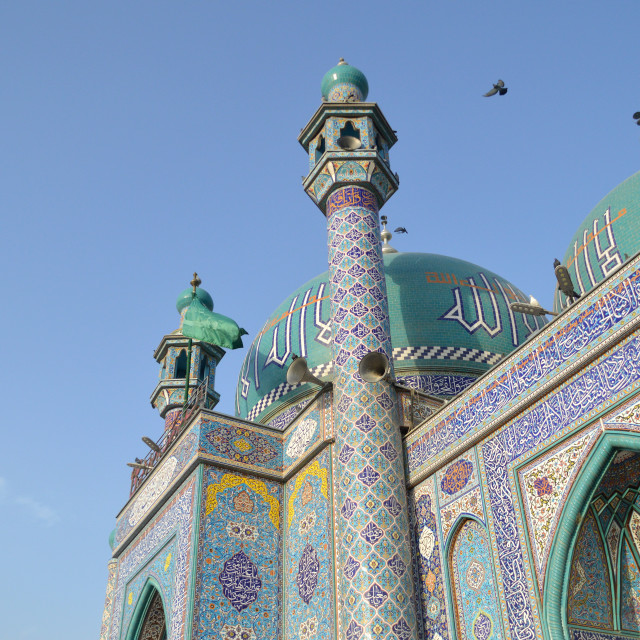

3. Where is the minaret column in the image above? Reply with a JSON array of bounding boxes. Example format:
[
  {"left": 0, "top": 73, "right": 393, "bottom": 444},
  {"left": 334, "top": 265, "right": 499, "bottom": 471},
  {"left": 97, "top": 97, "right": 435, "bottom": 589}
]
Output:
[{"left": 326, "top": 185, "right": 418, "bottom": 640}]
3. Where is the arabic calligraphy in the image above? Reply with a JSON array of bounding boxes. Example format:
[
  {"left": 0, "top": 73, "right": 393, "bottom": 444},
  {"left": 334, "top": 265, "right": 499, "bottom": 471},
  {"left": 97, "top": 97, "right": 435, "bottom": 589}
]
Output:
[
  {"left": 326, "top": 185, "right": 378, "bottom": 217},
  {"left": 407, "top": 266, "right": 640, "bottom": 474},
  {"left": 296, "top": 544, "right": 320, "bottom": 604},
  {"left": 218, "top": 550, "right": 262, "bottom": 612},
  {"left": 560, "top": 207, "right": 625, "bottom": 308}
]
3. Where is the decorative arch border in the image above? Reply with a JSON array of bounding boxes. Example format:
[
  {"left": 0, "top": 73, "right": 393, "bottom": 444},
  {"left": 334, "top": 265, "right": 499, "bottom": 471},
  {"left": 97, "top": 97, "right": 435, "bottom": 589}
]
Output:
[
  {"left": 124, "top": 577, "right": 167, "bottom": 640},
  {"left": 445, "top": 516, "right": 506, "bottom": 640},
  {"left": 543, "top": 430, "right": 640, "bottom": 640}
]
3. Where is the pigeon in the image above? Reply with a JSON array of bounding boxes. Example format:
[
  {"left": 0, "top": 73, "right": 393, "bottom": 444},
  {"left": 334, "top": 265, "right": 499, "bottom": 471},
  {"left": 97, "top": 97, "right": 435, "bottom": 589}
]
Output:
[
  {"left": 554, "top": 258, "right": 581, "bottom": 303},
  {"left": 394, "top": 227, "right": 408, "bottom": 234},
  {"left": 633, "top": 112, "right": 640, "bottom": 126},
  {"left": 484, "top": 80, "right": 508, "bottom": 97}
]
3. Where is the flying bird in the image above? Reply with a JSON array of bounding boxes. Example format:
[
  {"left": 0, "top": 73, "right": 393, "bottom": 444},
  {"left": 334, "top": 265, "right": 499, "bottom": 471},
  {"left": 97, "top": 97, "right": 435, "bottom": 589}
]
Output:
[
  {"left": 484, "top": 80, "right": 508, "bottom": 97},
  {"left": 554, "top": 258, "right": 581, "bottom": 303},
  {"left": 394, "top": 227, "right": 408, "bottom": 234},
  {"left": 633, "top": 111, "right": 640, "bottom": 126}
]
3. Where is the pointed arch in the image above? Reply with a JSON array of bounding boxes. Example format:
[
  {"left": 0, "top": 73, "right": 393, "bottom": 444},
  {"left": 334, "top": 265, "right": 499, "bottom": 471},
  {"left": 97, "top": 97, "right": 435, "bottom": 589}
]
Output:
[
  {"left": 447, "top": 516, "right": 506, "bottom": 640},
  {"left": 544, "top": 431, "right": 640, "bottom": 640},
  {"left": 125, "top": 579, "right": 168, "bottom": 640}
]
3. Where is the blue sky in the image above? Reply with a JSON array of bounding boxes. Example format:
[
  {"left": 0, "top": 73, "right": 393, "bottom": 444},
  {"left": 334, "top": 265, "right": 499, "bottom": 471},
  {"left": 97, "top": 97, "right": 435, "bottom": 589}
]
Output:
[{"left": 1, "top": 1, "right": 638, "bottom": 637}]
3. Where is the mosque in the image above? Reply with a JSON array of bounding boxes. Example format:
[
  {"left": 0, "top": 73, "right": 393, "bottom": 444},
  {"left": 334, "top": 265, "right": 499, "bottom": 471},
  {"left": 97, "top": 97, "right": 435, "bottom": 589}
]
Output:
[{"left": 99, "top": 60, "right": 640, "bottom": 640}]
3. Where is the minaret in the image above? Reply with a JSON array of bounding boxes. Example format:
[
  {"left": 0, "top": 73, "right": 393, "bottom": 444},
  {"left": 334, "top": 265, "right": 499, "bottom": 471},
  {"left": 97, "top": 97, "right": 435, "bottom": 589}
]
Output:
[
  {"left": 150, "top": 280, "right": 224, "bottom": 429},
  {"left": 299, "top": 60, "right": 418, "bottom": 640}
]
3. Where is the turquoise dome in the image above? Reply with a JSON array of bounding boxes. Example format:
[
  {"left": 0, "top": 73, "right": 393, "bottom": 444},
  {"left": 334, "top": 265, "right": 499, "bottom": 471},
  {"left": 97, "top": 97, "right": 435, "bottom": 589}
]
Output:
[
  {"left": 554, "top": 170, "right": 640, "bottom": 312},
  {"left": 236, "top": 252, "right": 545, "bottom": 423},
  {"left": 176, "top": 287, "right": 214, "bottom": 313},
  {"left": 321, "top": 59, "right": 369, "bottom": 102}
]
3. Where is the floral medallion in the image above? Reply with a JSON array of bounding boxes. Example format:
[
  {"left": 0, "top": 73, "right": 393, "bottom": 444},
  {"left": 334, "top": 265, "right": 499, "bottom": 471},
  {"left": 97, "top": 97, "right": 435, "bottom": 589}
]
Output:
[
  {"left": 219, "top": 624, "right": 256, "bottom": 640},
  {"left": 233, "top": 490, "right": 254, "bottom": 513},
  {"left": 466, "top": 559, "right": 485, "bottom": 591},
  {"left": 226, "top": 521, "right": 259, "bottom": 542},
  {"left": 441, "top": 459, "right": 474, "bottom": 496}
]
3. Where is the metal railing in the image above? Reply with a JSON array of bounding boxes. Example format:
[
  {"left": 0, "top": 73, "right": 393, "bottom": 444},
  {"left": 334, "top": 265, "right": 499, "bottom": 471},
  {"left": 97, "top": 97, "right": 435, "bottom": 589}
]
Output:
[{"left": 129, "top": 377, "right": 211, "bottom": 496}]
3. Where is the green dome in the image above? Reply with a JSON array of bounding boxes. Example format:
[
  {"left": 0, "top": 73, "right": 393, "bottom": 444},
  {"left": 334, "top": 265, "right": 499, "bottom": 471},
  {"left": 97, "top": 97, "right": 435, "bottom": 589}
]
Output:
[
  {"left": 554, "top": 170, "right": 640, "bottom": 312},
  {"left": 321, "top": 59, "right": 369, "bottom": 102},
  {"left": 236, "top": 252, "right": 545, "bottom": 424},
  {"left": 176, "top": 287, "right": 214, "bottom": 313}
]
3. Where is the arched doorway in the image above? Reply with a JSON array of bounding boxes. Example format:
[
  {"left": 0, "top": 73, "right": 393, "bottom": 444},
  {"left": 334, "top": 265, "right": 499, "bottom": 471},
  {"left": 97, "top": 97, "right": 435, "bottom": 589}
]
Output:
[
  {"left": 448, "top": 518, "right": 506, "bottom": 640},
  {"left": 545, "top": 432, "right": 640, "bottom": 639},
  {"left": 126, "top": 582, "right": 167, "bottom": 640}
]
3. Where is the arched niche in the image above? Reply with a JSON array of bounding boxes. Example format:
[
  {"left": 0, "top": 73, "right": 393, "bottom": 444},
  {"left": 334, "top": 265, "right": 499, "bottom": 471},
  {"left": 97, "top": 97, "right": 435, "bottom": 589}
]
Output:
[
  {"left": 544, "top": 431, "right": 640, "bottom": 640},
  {"left": 448, "top": 517, "right": 506, "bottom": 640},
  {"left": 125, "top": 579, "right": 168, "bottom": 640}
]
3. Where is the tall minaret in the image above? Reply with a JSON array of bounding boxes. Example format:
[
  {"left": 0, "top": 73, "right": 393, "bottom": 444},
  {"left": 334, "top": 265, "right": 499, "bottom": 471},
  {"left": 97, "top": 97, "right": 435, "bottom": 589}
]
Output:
[{"left": 299, "top": 60, "right": 418, "bottom": 640}]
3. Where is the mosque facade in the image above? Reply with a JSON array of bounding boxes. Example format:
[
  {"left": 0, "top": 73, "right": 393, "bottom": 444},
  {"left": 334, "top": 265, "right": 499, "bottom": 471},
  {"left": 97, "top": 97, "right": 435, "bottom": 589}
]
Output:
[{"left": 99, "top": 61, "right": 640, "bottom": 640}]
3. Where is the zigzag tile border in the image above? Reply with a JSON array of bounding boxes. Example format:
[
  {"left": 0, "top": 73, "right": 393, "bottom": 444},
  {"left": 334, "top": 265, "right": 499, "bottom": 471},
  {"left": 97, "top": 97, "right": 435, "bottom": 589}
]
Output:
[{"left": 247, "top": 347, "right": 502, "bottom": 421}]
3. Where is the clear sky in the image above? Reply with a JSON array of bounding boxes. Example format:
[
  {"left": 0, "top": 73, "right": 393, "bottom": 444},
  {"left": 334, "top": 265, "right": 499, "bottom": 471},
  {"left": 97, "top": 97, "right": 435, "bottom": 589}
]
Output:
[{"left": 1, "top": 1, "right": 638, "bottom": 637}]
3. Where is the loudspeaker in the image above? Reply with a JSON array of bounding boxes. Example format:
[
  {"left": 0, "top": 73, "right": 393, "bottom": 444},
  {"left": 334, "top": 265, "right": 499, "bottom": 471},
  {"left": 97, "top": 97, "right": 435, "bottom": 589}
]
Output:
[
  {"left": 358, "top": 351, "right": 391, "bottom": 383},
  {"left": 286, "top": 357, "right": 324, "bottom": 387}
]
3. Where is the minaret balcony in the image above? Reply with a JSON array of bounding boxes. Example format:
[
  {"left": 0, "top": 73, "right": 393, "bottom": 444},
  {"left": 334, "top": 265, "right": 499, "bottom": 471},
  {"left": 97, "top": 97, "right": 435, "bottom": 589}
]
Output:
[{"left": 302, "top": 150, "right": 399, "bottom": 212}]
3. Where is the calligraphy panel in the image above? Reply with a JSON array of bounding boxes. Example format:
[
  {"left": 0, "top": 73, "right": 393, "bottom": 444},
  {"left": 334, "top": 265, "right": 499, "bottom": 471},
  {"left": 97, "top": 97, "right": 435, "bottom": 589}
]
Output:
[
  {"left": 284, "top": 449, "right": 335, "bottom": 640},
  {"left": 194, "top": 469, "right": 283, "bottom": 640}
]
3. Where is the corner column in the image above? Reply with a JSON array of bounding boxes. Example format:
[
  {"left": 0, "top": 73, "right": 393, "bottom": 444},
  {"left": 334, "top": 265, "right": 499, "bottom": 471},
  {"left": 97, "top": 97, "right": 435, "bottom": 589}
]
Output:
[{"left": 326, "top": 185, "right": 418, "bottom": 640}]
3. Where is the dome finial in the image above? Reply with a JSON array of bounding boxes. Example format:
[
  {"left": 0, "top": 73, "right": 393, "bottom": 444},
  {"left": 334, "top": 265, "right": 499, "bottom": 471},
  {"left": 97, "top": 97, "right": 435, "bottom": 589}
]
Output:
[
  {"left": 321, "top": 59, "right": 369, "bottom": 102},
  {"left": 190, "top": 272, "right": 202, "bottom": 295},
  {"left": 380, "top": 216, "right": 398, "bottom": 254}
]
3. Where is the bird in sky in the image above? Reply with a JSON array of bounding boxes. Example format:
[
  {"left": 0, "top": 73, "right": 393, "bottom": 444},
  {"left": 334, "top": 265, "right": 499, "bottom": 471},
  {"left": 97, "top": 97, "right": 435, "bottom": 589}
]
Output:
[
  {"left": 483, "top": 80, "right": 508, "bottom": 97},
  {"left": 633, "top": 111, "right": 640, "bottom": 126},
  {"left": 394, "top": 227, "right": 408, "bottom": 234}
]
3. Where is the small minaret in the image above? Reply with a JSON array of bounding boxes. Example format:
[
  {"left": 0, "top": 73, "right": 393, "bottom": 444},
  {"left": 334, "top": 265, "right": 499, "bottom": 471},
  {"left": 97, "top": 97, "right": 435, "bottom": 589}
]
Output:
[
  {"left": 150, "top": 276, "right": 224, "bottom": 430},
  {"left": 299, "top": 61, "right": 418, "bottom": 640}
]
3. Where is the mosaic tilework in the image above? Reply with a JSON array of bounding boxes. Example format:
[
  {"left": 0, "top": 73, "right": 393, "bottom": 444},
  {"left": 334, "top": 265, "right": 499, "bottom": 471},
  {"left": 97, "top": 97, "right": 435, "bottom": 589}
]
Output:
[
  {"left": 268, "top": 399, "right": 312, "bottom": 430},
  {"left": 115, "top": 432, "right": 198, "bottom": 548},
  {"left": 99, "top": 559, "right": 117, "bottom": 640},
  {"left": 450, "top": 520, "right": 505, "bottom": 640},
  {"left": 326, "top": 186, "right": 417, "bottom": 640},
  {"left": 412, "top": 481, "right": 450, "bottom": 640},
  {"left": 570, "top": 631, "right": 633, "bottom": 640},
  {"left": 440, "top": 487, "right": 485, "bottom": 544},
  {"left": 597, "top": 452, "right": 640, "bottom": 498},
  {"left": 567, "top": 512, "right": 613, "bottom": 629},
  {"left": 199, "top": 417, "right": 283, "bottom": 472},
  {"left": 407, "top": 258, "right": 640, "bottom": 478},
  {"left": 284, "top": 449, "right": 335, "bottom": 640},
  {"left": 481, "top": 333, "right": 640, "bottom": 639},
  {"left": 395, "top": 374, "right": 476, "bottom": 398},
  {"left": 437, "top": 452, "right": 479, "bottom": 507},
  {"left": 138, "top": 591, "right": 166, "bottom": 640},
  {"left": 283, "top": 405, "right": 323, "bottom": 468},
  {"left": 121, "top": 539, "right": 176, "bottom": 635},
  {"left": 606, "top": 520, "right": 621, "bottom": 579},
  {"left": 518, "top": 425, "right": 600, "bottom": 588},
  {"left": 249, "top": 357, "right": 481, "bottom": 421},
  {"left": 604, "top": 396, "right": 640, "bottom": 427},
  {"left": 620, "top": 537, "right": 640, "bottom": 631},
  {"left": 109, "top": 475, "right": 196, "bottom": 640},
  {"left": 193, "top": 469, "right": 282, "bottom": 640},
  {"left": 247, "top": 362, "right": 333, "bottom": 423}
]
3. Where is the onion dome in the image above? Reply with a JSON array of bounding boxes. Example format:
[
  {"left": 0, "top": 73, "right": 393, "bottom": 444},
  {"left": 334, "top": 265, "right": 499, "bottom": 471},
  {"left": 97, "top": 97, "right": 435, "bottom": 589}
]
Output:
[
  {"left": 236, "top": 252, "right": 545, "bottom": 424},
  {"left": 554, "top": 170, "right": 640, "bottom": 312},
  {"left": 321, "top": 58, "right": 369, "bottom": 102},
  {"left": 176, "top": 286, "right": 213, "bottom": 313}
]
